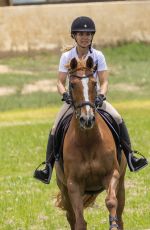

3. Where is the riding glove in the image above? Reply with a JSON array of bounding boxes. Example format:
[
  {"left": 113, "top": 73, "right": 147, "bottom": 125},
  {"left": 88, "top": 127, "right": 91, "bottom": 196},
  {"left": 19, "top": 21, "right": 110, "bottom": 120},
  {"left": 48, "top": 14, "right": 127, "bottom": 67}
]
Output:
[
  {"left": 62, "top": 92, "right": 72, "bottom": 104},
  {"left": 95, "top": 94, "right": 106, "bottom": 107}
]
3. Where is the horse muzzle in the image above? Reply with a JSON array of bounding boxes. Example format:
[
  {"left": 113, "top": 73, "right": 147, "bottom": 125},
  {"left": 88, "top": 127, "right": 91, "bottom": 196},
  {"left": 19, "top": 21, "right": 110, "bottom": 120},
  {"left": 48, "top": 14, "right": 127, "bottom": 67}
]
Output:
[{"left": 79, "top": 114, "right": 95, "bottom": 129}]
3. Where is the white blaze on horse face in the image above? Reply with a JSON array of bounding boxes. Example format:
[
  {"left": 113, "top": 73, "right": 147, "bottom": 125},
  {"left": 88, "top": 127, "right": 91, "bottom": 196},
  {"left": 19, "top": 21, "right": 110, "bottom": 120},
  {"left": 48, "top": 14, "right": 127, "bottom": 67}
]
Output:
[{"left": 81, "top": 78, "right": 93, "bottom": 116}]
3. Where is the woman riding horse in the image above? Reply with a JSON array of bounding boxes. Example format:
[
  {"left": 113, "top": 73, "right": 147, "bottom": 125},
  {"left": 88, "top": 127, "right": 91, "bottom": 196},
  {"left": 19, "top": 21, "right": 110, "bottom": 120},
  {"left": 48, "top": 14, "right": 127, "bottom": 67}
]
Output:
[
  {"left": 56, "top": 56, "right": 126, "bottom": 230},
  {"left": 34, "top": 16, "right": 148, "bottom": 184}
]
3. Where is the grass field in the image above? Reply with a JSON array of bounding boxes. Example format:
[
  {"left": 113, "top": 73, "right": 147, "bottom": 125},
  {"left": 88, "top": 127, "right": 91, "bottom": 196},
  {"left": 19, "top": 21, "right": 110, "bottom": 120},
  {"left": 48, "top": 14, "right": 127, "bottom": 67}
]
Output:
[
  {"left": 0, "top": 43, "right": 150, "bottom": 229},
  {"left": 0, "top": 43, "right": 150, "bottom": 110}
]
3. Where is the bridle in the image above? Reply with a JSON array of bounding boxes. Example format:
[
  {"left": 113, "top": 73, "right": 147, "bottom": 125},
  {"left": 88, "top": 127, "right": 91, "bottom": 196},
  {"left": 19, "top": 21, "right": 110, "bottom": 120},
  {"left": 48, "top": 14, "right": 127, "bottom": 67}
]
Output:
[
  {"left": 69, "top": 66, "right": 93, "bottom": 76},
  {"left": 69, "top": 67, "right": 96, "bottom": 117}
]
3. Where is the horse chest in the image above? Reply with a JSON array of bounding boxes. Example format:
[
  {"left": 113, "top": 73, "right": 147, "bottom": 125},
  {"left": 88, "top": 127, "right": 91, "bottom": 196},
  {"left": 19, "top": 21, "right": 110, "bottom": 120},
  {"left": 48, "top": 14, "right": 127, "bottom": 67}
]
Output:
[
  {"left": 73, "top": 161, "right": 105, "bottom": 192},
  {"left": 81, "top": 161, "right": 106, "bottom": 183}
]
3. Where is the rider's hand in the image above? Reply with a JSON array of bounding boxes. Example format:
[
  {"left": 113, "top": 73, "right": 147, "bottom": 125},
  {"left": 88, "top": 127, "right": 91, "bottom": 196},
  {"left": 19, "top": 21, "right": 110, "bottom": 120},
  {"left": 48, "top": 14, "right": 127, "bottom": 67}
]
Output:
[
  {"left": 62, "top": 92, "right": 72, "bottom": 104},
  {"left": 95, "top": 94, "right": 106, "bottom": 107}
]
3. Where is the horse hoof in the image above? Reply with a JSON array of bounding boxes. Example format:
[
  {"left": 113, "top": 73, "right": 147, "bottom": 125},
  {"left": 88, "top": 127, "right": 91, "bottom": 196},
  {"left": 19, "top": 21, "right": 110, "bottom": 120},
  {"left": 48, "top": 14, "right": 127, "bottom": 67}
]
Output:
[{"left": 110, "top": 223, "right": 119, "bottom": 230}]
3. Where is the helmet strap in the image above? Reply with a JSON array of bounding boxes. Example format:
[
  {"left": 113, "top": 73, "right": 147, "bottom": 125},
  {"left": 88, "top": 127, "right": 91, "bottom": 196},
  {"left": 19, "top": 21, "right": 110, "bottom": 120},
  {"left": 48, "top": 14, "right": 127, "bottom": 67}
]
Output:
[{"left": 89, "top": 36, "right": 94, "bottom": 53}]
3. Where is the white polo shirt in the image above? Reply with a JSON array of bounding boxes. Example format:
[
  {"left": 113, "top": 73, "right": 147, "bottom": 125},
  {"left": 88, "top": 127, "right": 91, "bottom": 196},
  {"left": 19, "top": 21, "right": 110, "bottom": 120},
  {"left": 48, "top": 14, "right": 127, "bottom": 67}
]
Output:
[{"left": 58, "top": 47, "right": 108, "bottom": 77}]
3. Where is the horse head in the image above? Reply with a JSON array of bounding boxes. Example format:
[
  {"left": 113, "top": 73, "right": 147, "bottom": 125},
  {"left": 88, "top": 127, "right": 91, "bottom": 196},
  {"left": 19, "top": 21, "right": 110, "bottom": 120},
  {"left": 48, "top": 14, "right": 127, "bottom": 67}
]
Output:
[{"left": 68, "top": 56, "right": 97, "bottom": 129}]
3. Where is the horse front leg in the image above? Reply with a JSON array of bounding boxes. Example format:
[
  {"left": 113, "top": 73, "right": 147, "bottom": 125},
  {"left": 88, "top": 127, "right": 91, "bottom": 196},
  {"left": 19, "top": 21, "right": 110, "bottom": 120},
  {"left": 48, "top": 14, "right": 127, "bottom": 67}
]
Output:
[
  {"left": 67, "top": 179, "right": 87, "bottom": 230},
  {"left": 105, "top": 169, "right": 120, "bottom": 230}
]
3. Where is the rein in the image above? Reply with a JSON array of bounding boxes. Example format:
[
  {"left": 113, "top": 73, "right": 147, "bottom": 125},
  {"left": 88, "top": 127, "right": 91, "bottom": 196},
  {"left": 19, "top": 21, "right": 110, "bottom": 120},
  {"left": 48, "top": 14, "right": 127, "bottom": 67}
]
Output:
[
  {"left": 74, "top": 101, "right": 95, "bottom": 109},
  {"left": 70, "top": 73, "right": 93, "bottom": 79}
]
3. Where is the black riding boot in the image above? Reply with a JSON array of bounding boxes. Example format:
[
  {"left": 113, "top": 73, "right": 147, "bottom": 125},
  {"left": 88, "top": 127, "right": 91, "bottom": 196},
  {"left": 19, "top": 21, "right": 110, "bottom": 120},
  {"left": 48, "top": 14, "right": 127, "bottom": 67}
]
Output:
[
  {"left": 33, "top": 133, "right": 55, "bottom": 184},
  {"left": 119, "top": 120, "right": 148, "bottom": 172}
]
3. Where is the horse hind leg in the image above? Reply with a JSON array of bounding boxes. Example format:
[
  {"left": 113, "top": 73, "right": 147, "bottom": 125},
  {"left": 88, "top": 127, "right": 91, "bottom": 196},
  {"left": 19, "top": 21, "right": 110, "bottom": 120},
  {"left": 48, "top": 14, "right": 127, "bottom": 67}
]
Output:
[
  {"left": 62, "top": 188, "right": 76, "bottom": 230},
  {"left": 59, "top": 189, "right": 76, "bottom": 230},
  {"left": 67, "top": 180, "right": 87, "bottom": 230},
  {"left": 56, "top": 177, "right": 76, "bottom": 229},
  {"left": 60, "top": 188, "right": 76, "bottom": 230},
  {"left": 66, "top": 210, "right": 76, "bottom": 230},
  {"left": 105, "top": 169, "right": 120, "bottom": 230},
  {"left": 116, "top": 174, "right": 126, "bottom": 230}
]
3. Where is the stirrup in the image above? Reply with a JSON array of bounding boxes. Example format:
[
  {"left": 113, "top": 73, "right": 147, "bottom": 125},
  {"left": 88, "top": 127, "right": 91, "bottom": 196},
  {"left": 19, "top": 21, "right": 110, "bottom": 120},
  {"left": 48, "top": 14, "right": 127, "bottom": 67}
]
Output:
[
  {"left": 34, "top": 161, "right": 52, "bottom": 184},
  {"left": 35, "top": 161, "right": 46, "bottom": 171},
  {"left": 132, "top": 150, "right": 147, "bottom": 159},
  {"left": 128, "top": 151, "right": 148, "bottom": 172}
]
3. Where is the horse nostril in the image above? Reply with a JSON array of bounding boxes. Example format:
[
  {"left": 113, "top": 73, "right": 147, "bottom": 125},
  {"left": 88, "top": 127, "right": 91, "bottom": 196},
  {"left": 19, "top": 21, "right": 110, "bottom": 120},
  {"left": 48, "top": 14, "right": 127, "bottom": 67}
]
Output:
[
  {"left": 79, "top": 116, "right": 85, "bottom": 124},
  {"left": 79, "top": 115, "right": 95, "bottom": 129},
  {"left": 87, "top": 116, "right": 95, "bottom": 127},
  {"left": 91, "top": 115, "right": 95, "bottom": 123}
]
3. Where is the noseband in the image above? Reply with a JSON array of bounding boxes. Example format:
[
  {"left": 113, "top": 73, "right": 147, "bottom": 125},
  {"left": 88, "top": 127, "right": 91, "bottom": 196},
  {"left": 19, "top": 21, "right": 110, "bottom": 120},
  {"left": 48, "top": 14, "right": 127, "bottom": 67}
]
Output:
[{"left": 69, "top": 68, "right": 96, "bottom": 117}]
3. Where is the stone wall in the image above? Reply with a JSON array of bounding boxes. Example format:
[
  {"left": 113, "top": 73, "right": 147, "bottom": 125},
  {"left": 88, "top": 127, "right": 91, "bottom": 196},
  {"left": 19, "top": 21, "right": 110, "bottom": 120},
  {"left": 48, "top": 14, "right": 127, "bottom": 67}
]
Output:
[
  {"left": 0, "top": 1, "right": 150, "bottom": 54},
  {"left": 0, "top": 0, "right": 128, "bottom": 6}
]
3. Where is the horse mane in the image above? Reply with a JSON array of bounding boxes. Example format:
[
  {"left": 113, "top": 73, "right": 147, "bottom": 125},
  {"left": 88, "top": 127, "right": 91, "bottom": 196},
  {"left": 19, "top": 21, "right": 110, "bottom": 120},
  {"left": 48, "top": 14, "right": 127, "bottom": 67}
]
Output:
[{"left": 64, "top": 57, "right": 87, "bottom": 70}]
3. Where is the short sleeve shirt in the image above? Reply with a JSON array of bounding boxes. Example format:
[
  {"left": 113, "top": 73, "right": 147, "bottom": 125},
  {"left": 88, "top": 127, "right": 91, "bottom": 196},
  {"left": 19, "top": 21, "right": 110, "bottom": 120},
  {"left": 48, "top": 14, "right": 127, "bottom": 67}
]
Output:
[{"left": 59, "top": 47, "right": 108, "bottom": 77}]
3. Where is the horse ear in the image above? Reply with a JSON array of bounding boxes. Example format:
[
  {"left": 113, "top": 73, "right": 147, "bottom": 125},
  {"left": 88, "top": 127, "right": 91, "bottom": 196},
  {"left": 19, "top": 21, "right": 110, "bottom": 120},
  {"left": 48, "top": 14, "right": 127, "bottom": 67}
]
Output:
[
  {"left": 70, "top": 57, "right": 78, "bottom": 70},
  {"left": 86, "top": 56, "right": 94, "bottom": 69}
]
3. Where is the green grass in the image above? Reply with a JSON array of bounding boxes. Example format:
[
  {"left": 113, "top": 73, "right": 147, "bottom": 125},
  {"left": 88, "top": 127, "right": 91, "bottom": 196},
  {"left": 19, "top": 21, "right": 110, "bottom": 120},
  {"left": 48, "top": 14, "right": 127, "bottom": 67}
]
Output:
[
  {"left": 0, "top": 72, "right": 56, "bottom": 87},
  {"left": 0, "top": 52, "right": 59, "bottom": 71},
  {"left": 0, "top": 92, "right": 61, "bottom": 111},
  {"left": 0, "top": 103, "right": 150, "bottom": 230},
  {"left": 102, "top": 43, "right": 150, "bottom": 102},
  {"left": 0, "top": 43, "right": 150, "bottom": 229}
]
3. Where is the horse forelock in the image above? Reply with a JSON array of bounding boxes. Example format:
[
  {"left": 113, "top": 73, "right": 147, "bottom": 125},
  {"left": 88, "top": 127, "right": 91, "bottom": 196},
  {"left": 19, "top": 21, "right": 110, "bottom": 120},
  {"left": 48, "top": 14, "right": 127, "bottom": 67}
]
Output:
[
  {"left": 76, "top": 58, "right": 86, "bottom": 69},
  {"left": 67, "top": 57, "right": 94, "bottom": 76}
]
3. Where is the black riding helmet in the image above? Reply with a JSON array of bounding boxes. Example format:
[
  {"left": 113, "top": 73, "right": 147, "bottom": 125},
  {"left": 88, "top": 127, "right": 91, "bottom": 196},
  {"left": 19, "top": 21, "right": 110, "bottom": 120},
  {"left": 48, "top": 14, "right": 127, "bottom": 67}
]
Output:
[
  {"left": 71, "top": 16, "right": 96, "bottom": 53},
  {"left": 71, "top": 16, "right": 96, "bottom": 37}
]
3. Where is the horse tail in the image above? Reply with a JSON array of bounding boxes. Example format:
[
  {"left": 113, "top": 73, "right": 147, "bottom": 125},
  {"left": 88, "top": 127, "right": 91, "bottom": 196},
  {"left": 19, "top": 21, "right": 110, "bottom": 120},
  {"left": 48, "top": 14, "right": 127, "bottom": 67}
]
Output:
[
  {"left": 56, "top": 192, "right": 98, "bottom": 210},
  {"left": 55, "top": 192, "right": 66, "bottom": 210},
  {"left": 83, "top": 194, "right": 98, "bottom": 208}
]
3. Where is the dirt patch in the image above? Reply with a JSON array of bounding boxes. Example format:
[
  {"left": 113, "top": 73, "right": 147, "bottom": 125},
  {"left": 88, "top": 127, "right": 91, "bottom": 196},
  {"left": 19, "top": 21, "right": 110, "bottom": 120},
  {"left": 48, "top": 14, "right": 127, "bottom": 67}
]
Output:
[
  {"left": 21, "top": 79, "right": 57, "bottom": 94},
  {"left": 0, "top": 79, "right": 57, "bottom": 96},
  {"left": 0, "top": 65, "right": 10, "bottom": 73},
  {"left": 0, "top": 64, "right": 37, "bottom": 75},
  {"left": 0, "top": 86, "right": 16, "bottom": 96},
  {"left": 0, "top": 81, "right": 140, "bottom": 97},
  {"left": 0, "top": 65, "right": 140, "bottom": 97},
  {"left": 0, "top": 65, "right": 57, "bottom": 96}
]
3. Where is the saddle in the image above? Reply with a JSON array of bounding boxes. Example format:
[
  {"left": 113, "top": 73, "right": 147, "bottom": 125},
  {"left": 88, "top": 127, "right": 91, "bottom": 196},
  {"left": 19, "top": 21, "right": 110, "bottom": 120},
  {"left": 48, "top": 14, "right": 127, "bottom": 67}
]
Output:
[
  {"left": 54, "top": 113, "right": 73, "bottom": 162},
  {"left": 54, "top": 110, "right": 122, "bottom": 169}
]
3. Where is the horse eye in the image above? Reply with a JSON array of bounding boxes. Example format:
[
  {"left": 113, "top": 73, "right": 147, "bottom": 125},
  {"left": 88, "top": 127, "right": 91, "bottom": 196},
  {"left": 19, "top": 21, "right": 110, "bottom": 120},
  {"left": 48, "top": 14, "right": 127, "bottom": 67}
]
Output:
[
  {"left": 92, "top": 81, "right": 97, "bottom": 86},
  {"left": 70, "top": 82, "right": 75, "bottom": 89}
]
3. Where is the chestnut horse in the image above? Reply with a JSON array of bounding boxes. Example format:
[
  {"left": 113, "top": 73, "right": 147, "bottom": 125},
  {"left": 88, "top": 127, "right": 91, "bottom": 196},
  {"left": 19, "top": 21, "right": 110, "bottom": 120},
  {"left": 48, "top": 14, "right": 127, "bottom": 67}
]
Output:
[{"left": 55, "top": 56, "right": 126, "bottom": 230}]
